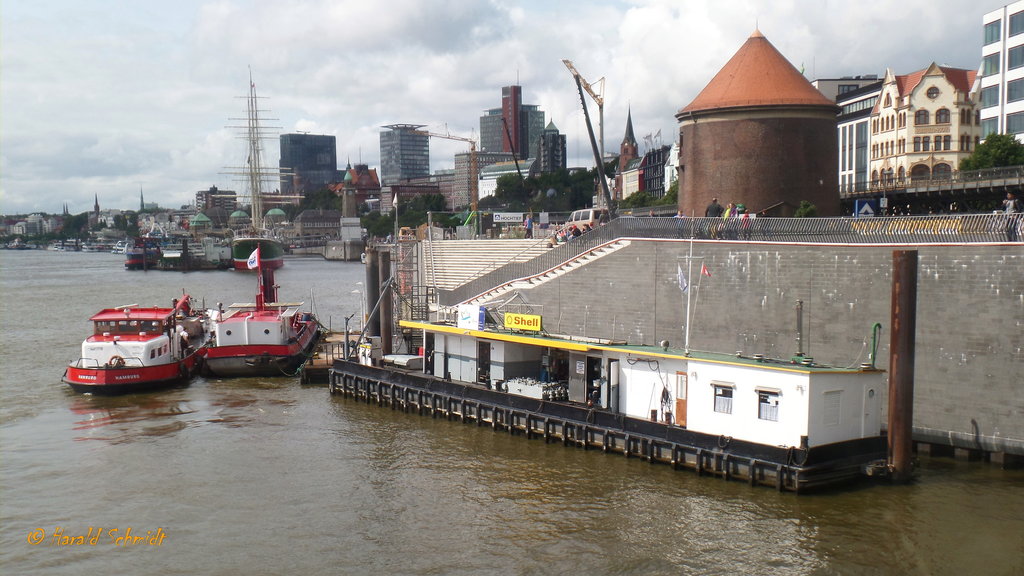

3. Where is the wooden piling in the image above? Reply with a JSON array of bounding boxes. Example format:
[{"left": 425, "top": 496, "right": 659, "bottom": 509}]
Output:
[{"left": 888, "top": 249, "right": 918, "bottom": 483}]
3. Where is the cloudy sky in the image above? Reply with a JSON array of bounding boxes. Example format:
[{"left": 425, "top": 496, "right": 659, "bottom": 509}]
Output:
[{"left": 0, "top": 0, "right": 1008, "bottom": 215}]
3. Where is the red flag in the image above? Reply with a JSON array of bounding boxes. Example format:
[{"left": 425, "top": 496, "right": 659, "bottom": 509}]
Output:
[{"left": 701, "top": 264, "right": 712, "bottom": 277}]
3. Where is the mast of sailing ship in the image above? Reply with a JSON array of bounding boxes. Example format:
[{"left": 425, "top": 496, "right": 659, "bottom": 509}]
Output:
[{"left": 246, "top": 71, "right": 265, "bottom": 233}]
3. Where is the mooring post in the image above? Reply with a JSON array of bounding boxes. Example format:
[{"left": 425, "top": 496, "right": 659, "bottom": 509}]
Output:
[
  {"left": 888, "top": 249, "right": 918, "bottom": 483},
  {"left": 378, "top": 249, "right": 393, "bottom": 356},
  {"left": 364, "top": 248, "right": 380, "bottom": 339}
]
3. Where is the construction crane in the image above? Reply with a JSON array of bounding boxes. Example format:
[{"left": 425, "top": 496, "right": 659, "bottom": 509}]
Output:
[
  {"left": 412, "top": 128, "right": 479, "bottom": 219},
  {"left": 563, "top": 60, "right": 613, "bottom": 213},
  {"left": 562, "top": 59, "right": 605, "bottom": 158}
]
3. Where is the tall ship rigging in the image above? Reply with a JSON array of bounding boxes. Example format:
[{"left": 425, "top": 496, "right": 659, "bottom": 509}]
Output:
[{"left": 227, "top": 74, "right": 286, "bottom": 270}]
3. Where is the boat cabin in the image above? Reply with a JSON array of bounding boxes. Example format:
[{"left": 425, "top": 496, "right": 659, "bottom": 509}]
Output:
[
  {"left": 400, "top": 312, "right": 884, "bottom": 451},
  {"left": 83, "top": 307, "right": 182, "bottom": 367},
  {"left": 214, "top": 303, "right": 304, "bottom": 346}
]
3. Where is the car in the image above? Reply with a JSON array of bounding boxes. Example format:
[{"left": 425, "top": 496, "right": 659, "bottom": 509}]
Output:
[{"left": 563, "top": 208, "right": 610, "bottom": 231}]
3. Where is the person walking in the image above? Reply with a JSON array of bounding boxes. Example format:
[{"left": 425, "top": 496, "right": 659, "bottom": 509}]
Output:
[{"left": 1004, "top": 191, "right": 1022, "bottom": 241}]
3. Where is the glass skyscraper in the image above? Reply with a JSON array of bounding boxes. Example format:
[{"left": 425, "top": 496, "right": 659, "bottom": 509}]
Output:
[{"left": 380, "top": 124, "right": 430, "bottom": 186}]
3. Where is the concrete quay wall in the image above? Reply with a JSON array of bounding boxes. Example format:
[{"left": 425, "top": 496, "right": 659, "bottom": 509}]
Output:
[{"left": 502, "top": 239, "right": 1023, "bottom": 457}]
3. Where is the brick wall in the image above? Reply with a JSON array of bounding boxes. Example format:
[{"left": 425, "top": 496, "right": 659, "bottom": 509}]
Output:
[{"left": 679, "top": 113, "right": 840, "bottom": 217}]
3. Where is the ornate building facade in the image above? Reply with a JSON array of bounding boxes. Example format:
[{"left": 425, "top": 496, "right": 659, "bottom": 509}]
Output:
[{"left": 868, "top": 64, "right": 979, "bottom": 187}]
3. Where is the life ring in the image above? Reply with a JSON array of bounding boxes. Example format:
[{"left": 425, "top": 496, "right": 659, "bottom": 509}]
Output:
[{"left": 109, "top": 356, "right": 125, "bottom": 368}]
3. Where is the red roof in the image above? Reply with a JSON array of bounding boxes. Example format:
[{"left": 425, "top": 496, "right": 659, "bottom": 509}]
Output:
[
  {"left": 894, "top": 65, "right": 977, "bottom": 98},
  {"left": 679, "top": 30, "right": 835, "bottom": 115}
]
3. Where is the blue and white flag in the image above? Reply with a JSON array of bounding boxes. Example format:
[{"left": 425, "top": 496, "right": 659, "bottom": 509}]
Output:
[
  {"left": 246, "top": 247, "right": 260, "bottom": 270},
  {"left": 677, "top": 264, "right": 688, "bottom": 293}
]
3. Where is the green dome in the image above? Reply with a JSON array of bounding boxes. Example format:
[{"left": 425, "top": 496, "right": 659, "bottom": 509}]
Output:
[
  {"left": 230, "top": 210, "right": 250, "bottom": 219},
  {"left": 266, "top": 208, "right": 286, "bottom": 216},
  {"left": 190, "top": 213, "right": 212, "bottom": 224},
  {"left": 344, "top": 171, "right": 354, "bottom": 182}
]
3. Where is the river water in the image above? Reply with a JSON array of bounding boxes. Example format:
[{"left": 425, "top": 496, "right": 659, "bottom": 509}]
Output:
[{"left": 1, "top": 250, "right": 1022, "bottom": 575}]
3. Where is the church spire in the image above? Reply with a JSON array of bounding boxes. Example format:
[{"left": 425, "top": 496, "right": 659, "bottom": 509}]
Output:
[
  {"left": 93, "top": 194, "right": 99, "bottom": 215},
  {"left": 622, "top": 107, "right": 637, "bottom": 148},
  {"left": 139, "top": 187, "right": 145, "bottom": 211}
]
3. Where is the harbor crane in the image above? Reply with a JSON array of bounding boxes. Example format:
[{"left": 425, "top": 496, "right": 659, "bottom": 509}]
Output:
[
  {"left": 563, "top": 59, "right": 613, "bottom": 213},
  {"left": 562, "top": 59, "right": 605, "bottom": 158},
  {"left": 412, "top": 129, "right": 479, "bottom": 215}
]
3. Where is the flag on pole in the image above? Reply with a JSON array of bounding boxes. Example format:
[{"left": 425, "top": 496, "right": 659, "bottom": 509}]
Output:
[
  {"left": 677, "top": 264, "right": 688, "bottom": 293},
  {"left": 392, "top": 193, "right": 399, "bottom": 209},
  {"left": 701, "top": 263, "right": 712, "bottom": 277},
  {"left": 246, "top": 246, "right": 260, "bottom": 270}
]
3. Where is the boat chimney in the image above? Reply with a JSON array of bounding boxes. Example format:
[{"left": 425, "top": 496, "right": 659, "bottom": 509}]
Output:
[{"left": 888, "top": 250, "right": 918, "bottom": 483}]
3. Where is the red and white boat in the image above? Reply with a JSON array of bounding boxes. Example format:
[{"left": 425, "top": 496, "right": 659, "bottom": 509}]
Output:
[
  {"left": 63, "top": 295, "right": 211, "bottom": 395},
  {"left": 204, "top": 248, "right": 321, "bottom": 378}
]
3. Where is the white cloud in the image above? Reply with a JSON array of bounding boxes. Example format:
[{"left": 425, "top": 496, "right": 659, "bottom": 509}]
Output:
[{"left": 0, "top": 0, "right": 1005, "bottom": 215}]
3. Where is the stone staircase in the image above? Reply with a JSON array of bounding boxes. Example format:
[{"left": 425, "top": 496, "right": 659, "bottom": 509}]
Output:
[
  {"left": 421, "top": 239, "right": 552, "bottom": 291},
  {"left": 463, "top": 239, "right": 632, "bottom": 306}
]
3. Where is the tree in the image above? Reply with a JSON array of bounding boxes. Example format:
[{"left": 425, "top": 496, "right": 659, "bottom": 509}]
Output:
[
  {"left": 794, "top": 201, "right": 818, "bottom": 218},
  {"left": 959, "top": 133, "right": 1024, "bottom": 171}
]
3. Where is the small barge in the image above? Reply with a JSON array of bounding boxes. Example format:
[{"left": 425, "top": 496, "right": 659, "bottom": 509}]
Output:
[{"left": 329, "top": 309, "right": 890, "bottom": 493}]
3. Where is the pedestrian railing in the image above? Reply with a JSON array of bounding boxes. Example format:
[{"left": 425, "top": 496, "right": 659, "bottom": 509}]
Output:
[{"left": 438, "top": 213, "right": 1020, "bottom": 306}]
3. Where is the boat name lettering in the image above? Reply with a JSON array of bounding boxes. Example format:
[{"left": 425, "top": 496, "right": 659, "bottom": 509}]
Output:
[{"left": 114, "top": 374, "right": 141, "bottom": 381}]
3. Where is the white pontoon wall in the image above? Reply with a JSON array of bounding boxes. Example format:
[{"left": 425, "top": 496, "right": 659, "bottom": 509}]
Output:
[
  {"left": 685, "top": 361, "right": 811, "bottom": 448},
  {"left": 806, "top": 372, "right": 885, "bottom": 445},
  {"left": 616, "top": 356, "right": 688, "bottom": 422}
]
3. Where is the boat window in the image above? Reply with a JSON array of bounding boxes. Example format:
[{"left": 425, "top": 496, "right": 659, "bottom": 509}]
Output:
[
  {"left": 713, "top": 383, "right": 733, "bottom": 414},
  {"left": 758, "top": 391, "right": 780, "bottom": 422}
]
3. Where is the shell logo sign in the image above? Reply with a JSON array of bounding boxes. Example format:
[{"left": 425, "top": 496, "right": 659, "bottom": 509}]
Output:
[{"left": 504, "top": 312, "right": 541, "bottom": 332}]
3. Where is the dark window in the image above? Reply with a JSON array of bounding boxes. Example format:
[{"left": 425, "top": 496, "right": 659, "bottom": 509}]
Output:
[
  {"left": 981, "top": 118, "right": 1000, "bottom": 138},
  {"left": 915, "top": 110, "right": 930, "bottom": 125},
  {"left": 936, "top": 108, "right": 951, "bottom": 124},
  {"left": 934, "top": 163, "right": 952, "bottom": 179},
  {"left": 1011, "top": 45, "right": 1024, "bottom": 70},
  {"left": 914, "top": 137, "right": 922, "bottom": 152},
  {"left": 923, "top": 136, "right": 931, "bottom": 151},
  {"left": 1010, "top": 79, "right": 1024, "bottom": 103},
  {"left": 1008, "top": 111, "right": 1024, "bottom": 134},
  {"left": 984, "top": 53, "right": 1001, "bottom": 76},
  {"left": 927, "top": 86, "right": 940, "bottom": 99},
  {"left": 985, "top": 20, "right": 1002, "bottom": 45},
  {"left": 943, "top": 135, "right": 952, "bottom": 150},
  {"left": 981, "top": 86, "right": 1000, "bottom": 109},
  {"left": 1012, "top": 11, "right": 1024, "bottom": 36}
]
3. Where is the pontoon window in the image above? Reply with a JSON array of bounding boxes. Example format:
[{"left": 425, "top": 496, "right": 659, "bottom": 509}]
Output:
[
  {"left": 713, "top": 384, "right": 733, "bottom": 414},
  {"left": 758, "top": 390, "right": 780, "bottom": 421}
]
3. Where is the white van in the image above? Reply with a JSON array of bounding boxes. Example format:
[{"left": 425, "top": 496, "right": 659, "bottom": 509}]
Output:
[{"left": 563, "top": 208, "right": 610, "bottom": 231}]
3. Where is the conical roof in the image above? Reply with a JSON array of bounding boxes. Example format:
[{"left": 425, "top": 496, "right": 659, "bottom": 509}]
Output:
[
  {"left": 266, "top": 208, "right": 286, "bottom": 216},
  {"left": 678, "top": 30, "right": 835, "bottom": 115},
  {"left": 622, "top": 108, "right": 637, "bottom": 147}
]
